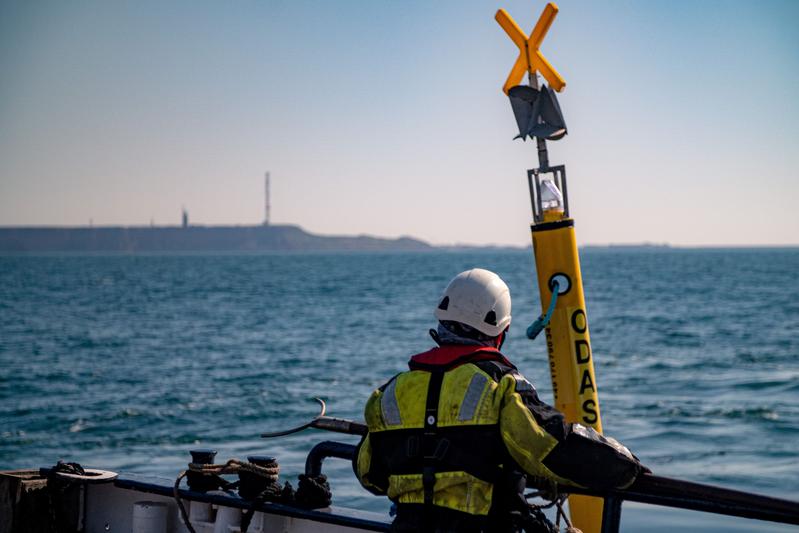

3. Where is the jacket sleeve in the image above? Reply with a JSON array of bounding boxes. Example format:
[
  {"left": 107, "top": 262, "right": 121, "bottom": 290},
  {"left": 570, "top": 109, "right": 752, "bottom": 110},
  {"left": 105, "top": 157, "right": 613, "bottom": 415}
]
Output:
[
  {"left": 353, "top": 388, "right": 389, "bottom": 495},
  {"left": 499, "top": 371, "right": 645, "bottom": 490}
]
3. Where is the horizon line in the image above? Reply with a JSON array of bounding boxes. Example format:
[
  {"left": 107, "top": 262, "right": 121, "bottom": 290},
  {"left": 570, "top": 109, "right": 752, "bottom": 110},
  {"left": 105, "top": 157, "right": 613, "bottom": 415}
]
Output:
[{"left": 0, "top": 223, "right": 797, "bottom": 250}]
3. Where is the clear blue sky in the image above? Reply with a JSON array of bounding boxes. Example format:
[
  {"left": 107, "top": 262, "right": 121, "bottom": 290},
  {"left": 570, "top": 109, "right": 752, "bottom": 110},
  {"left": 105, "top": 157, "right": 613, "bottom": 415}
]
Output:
[{"left": 1, "top": 0, "right": 797, "bottom": 246}]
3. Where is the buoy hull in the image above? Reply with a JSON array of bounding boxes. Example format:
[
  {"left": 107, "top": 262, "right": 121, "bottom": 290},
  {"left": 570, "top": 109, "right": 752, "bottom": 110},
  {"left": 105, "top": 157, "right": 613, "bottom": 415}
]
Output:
[{"left": 531, "top": 219, "right": 603, "bottom": 533}]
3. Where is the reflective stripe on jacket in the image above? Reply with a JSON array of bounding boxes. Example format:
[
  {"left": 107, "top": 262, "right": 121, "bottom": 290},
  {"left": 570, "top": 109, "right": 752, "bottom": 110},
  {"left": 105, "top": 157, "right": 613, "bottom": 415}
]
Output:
[{"left": 355, "top": 345, "right": 642, "bottom": 518}]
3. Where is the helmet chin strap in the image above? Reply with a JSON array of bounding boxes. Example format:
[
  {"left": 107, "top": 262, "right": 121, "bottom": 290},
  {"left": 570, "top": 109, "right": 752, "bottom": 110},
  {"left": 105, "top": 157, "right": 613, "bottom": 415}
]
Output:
[
  {"left": 429, "top": 328, "right": 442, "bottom": 346},
  {"left": 496, "top": 328, "right": 509, "bottom": 350}
]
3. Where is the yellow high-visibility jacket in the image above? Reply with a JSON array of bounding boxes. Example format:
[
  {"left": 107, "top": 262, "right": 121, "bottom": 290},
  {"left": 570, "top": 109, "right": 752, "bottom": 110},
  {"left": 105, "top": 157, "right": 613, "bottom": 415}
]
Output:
[{"left": 355, "top": 345, "right": 642, "bottom": 520}]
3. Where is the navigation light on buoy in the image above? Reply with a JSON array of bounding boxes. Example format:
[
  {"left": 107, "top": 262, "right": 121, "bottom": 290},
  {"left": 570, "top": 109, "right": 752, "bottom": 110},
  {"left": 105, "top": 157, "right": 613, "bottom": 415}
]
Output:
[
  {"left": 540, "top": 178, "right": 564, "bottom": 213},
  {"left": 528, "top": 166, "right": 569, "bottom": 223}
]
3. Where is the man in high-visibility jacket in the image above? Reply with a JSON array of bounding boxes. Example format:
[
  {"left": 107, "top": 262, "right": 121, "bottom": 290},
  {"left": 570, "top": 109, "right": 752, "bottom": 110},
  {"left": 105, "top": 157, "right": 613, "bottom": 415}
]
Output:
[{"left": 355, "top": 268, "right": 646, "bottom": 532}]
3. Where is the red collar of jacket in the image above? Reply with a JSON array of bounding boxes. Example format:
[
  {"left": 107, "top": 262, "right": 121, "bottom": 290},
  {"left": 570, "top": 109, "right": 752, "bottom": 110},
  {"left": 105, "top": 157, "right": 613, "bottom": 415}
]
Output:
[{"left": 408, "top": 344, "right": 515, "bottom": 371}]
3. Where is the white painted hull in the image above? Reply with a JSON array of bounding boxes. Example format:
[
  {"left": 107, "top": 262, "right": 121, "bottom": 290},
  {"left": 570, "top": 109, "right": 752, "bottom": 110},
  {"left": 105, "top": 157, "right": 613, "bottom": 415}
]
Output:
[{"left": 0, "top": 469, "right": 388, "bottom": 533}]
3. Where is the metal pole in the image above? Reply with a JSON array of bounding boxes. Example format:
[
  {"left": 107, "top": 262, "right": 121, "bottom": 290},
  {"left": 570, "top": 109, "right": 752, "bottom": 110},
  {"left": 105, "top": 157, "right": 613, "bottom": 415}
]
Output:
[
  {"left": 528, "top": 71, "right": 550, "bottom": 170},
  {"left": 265, "top": 172, "right": 270, "bottom": 226}
]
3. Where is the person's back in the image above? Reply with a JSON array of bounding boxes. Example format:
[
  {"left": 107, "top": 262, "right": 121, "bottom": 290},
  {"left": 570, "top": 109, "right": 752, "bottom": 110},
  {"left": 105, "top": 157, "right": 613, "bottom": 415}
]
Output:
[{"left": 355, "top": 269, "right": 646, "bottom": 532}]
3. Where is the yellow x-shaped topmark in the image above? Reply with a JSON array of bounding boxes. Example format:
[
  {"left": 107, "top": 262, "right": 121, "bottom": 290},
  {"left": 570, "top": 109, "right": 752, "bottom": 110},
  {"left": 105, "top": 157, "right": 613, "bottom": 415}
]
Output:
[{"left": 496, "top": 3, "right": 566, "bottom": 95}]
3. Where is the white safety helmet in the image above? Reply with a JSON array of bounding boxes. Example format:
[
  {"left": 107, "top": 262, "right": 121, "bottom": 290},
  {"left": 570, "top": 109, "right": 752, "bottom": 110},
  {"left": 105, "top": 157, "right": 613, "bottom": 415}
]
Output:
[{"left": 434, "top": 268, "right": 512, "bottom": 338}]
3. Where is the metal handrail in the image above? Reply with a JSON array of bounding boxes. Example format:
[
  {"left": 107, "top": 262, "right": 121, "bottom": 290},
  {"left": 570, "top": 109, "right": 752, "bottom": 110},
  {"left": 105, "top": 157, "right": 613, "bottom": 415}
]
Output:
[{"left": 304, "top": 440, "right": 799, "bottom": 532}]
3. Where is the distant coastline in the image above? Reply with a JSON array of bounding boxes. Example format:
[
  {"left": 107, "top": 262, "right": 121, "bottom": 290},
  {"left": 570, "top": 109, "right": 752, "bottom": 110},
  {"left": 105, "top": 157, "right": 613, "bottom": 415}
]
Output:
[
  {"left": 581, "top": 243, "right": 670, "bottom": 250},
  {"left": 1, "top": 225, "right": 795, "bottom": 253},
  {"left": 0, "top": 224, "right": 435, "bottom": 253}
]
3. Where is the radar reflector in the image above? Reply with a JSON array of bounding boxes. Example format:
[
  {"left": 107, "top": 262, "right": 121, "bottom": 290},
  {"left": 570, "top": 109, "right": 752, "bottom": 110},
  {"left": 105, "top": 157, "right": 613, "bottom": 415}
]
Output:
[{"left": 508, "top": 84, "right": 567, "bottom": 141}]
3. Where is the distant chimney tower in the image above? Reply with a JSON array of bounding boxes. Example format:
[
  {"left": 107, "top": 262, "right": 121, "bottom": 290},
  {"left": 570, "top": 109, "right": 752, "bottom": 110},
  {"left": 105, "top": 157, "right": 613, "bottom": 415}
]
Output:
[
  {"left": 182, "top": 207, "right": 188, "bottom": 228},
  {"left": 264, "top": 172, "right": 271, "bottom": 226}
]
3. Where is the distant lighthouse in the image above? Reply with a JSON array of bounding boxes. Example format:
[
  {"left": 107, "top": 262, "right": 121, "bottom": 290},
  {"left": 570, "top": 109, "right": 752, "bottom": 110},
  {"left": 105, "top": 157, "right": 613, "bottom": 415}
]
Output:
[
  {"left": 182, "top": 207, "right": 188, "bottom": 228},
  {"left": 264, "top": 172, "right": 271, "bottom": 226}
]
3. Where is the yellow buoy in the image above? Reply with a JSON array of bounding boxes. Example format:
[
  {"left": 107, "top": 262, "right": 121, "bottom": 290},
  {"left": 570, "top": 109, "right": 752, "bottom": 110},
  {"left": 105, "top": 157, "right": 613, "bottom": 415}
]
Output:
[
  {"left": 530, "top": 170, "right": 604, "bottom": 532},
  {"left": 495, "top": 4, "right": 604, "bottom": 531}
]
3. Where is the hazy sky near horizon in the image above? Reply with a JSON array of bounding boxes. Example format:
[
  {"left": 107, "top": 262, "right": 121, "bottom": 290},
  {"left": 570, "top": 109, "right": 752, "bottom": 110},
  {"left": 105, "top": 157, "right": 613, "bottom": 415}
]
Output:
[{"left": 1, "top": 0, "right": 797, "bottom": 246}]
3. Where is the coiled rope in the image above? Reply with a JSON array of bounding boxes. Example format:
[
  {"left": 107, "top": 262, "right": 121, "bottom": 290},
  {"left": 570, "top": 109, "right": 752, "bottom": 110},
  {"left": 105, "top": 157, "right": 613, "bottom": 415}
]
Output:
[
  {"left": 174, "top": 457, "right": 331, "bottom": 533},
  {"left": 174, "top": 459, "right": 282, "bottom": 533},
  {"left": 186, "top": 459, "right": 280, "bottom": 479},
  {"left": 525, "top": 477, "right": 582, "bottom": 533}
]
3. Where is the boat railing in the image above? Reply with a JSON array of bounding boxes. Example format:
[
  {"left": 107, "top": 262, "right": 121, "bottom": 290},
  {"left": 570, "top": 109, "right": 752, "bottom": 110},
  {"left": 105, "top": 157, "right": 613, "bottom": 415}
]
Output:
[{"left": 304, "top": 440, "right": 799, "bottom": 533}]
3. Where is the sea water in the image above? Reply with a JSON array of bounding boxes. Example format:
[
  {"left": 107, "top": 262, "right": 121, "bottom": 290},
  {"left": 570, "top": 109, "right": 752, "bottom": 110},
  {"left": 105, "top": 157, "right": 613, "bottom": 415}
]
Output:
[{"left": 1, "top": 249, "right": 797, "bottom": 531}]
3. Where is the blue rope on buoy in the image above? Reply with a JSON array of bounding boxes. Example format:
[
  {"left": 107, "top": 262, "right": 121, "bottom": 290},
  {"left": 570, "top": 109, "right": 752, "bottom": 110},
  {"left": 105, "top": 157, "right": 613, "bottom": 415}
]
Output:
[{"left": 526, "top": 280, "right": 560, "bottom": 340}]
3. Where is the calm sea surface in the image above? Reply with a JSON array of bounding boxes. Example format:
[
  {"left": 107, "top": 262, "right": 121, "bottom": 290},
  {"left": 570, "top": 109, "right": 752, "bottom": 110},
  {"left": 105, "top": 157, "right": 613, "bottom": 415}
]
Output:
[{"left": 1, "top": 249, "right": 798, "bottom": 531}]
